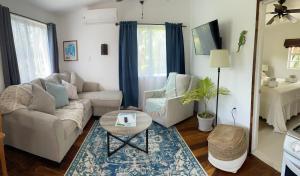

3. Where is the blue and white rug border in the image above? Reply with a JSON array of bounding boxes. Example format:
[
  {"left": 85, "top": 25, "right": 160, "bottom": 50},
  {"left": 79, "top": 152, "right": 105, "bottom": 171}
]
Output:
[
  {"left": 65, "top": 120, "right": 208, "bottom": 176},
  {"left": 64, "top": 121, "right": 98, "bottom": 176},
  {"left": 173, "top": 127, "right": 208, "bottom": 176}
]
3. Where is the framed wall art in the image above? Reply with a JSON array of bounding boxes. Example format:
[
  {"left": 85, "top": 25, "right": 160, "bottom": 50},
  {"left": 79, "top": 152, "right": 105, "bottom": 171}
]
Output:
[{"left": 63, "top": 40, "right": 78, "bottom": 61}]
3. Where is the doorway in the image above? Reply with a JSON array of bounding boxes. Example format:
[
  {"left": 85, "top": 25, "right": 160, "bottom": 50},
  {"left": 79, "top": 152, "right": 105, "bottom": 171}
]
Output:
[{"left": 251, "top": 0, "right": 300, "bottom": 172}]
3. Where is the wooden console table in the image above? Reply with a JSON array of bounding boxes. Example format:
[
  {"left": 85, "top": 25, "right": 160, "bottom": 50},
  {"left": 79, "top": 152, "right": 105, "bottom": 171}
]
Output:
[{"left": 0, "top": 113, "right": 8, "bottom": 176}]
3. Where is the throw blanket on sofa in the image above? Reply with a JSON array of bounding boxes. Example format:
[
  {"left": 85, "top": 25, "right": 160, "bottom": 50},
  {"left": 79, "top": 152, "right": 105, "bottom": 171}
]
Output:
[
  {"left": 0, "top": 85, "right": 84, "bottom": 130},
  {"left": 55, "top": 101, "right": 84, "bottom": 130},
  {"left": 0, "top": 85, "right": 32, "bottom": 114}
]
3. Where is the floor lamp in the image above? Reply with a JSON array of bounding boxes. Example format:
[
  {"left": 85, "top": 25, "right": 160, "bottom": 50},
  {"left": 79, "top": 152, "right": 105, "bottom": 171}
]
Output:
[{"left": 210, "top": 49, "right": 230, "bottom": 125}]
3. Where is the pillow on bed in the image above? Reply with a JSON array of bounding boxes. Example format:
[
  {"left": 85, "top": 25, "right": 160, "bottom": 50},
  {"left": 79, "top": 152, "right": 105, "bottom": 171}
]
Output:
[{"left": 261, "top": 72, "right": 268, "bottom": 79}]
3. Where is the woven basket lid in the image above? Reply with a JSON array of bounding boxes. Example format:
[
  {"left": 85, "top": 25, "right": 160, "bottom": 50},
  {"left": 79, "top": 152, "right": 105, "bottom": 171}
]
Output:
[{"left": 208, "top": 124, "right": 246, "bottom": 148}]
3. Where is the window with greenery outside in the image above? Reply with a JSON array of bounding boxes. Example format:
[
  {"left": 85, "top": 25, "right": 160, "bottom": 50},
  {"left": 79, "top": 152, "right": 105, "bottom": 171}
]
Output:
[{"left": 287, "top": 47, "right": 300, "bottom": 70}]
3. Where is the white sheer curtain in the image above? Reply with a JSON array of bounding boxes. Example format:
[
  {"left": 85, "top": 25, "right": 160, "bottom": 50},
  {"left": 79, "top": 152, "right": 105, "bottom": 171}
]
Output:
[
  {"left": 11, "top": 14, "right": 52, "bottom": 83},
  {"left": 138, "top": 25, "right": 167, "bottom": 108}
]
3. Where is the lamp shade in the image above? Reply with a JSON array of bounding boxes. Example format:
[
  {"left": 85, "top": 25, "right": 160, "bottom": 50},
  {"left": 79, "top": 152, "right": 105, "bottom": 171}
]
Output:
[{"left": 210, "top": 49, "right": 230, "bottom": 68}]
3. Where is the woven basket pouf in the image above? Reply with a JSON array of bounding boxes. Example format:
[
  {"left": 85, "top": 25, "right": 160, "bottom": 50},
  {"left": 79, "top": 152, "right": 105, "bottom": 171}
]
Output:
[{"left": 207, "top": 124, "right": 248, "bottom": 173}]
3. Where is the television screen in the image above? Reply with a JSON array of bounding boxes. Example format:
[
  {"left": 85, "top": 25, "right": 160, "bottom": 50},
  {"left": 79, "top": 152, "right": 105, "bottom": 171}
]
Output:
[{"left": 192, "top": 20, "right": 221, "bottom": 55}]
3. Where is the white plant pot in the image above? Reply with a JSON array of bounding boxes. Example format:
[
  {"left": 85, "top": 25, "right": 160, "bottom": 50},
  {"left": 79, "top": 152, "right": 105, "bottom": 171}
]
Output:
[{"left": 197, "top": 114, "right": 215, "bottom": 132}]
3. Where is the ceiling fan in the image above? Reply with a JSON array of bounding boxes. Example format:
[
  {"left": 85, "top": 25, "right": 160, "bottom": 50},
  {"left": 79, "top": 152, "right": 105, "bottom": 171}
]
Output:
[{"left": 266, "top": 0, "right": 300, "bottom": 25}]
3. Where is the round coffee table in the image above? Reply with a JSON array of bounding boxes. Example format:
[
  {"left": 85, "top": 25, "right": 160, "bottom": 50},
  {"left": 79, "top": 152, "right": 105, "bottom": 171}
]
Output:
[{"left": 100, "top": 110, "right": 152, "bottom": 157}]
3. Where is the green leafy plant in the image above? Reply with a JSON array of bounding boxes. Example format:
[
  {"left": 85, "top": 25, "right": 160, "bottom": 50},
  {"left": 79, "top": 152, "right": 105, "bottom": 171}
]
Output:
[{"left": 181, "top": 77, "right": 230, "bottom": 118}]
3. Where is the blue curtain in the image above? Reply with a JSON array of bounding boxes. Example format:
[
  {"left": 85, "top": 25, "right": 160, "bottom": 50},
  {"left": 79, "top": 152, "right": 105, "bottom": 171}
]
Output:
[
  {"left": 47, "top": 23, "right": 59, "bottom": 73},
  {"left": 165, "top": 23, "right": 185, "bottom": 75},
  {"left": 0, "top": 5, "right": 20, "bottom": 87},
  {"left": 119, "top": 21, "right": 139, "bottom": 108}
]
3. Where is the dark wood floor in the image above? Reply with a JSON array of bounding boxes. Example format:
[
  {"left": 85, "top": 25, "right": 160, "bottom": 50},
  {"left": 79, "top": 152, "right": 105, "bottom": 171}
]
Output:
[
  {"left": 4, "top": 116, "right": 279, "bottom": 176},
  {"left": 175, "top": 117, "right": 280, "bottom": 176}
]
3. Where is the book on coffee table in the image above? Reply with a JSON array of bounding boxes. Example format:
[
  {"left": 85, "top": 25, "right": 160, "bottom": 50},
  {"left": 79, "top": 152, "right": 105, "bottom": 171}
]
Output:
[{"left": 115, "top": 113, "right": 136, "bottom": 127}]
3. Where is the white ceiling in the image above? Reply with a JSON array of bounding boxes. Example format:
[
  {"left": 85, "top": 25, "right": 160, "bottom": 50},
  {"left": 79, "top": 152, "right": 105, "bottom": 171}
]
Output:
[{"left": 23, "top": 0, "right": 110, "bottom": 12}]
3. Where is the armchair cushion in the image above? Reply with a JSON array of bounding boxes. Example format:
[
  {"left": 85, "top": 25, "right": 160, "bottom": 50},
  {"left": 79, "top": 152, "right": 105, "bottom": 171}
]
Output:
[
  {"left": 176, "top": 74, "right": 191, "bottom": 96},
  {"left": 165, "top": 73, "right": 177, "bottom": 98},
  {"left": 145, "top": 98, "right": 166, "bottom": 117}
]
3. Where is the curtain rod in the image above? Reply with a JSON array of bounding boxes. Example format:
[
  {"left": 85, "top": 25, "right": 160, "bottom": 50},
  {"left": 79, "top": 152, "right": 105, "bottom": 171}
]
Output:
[
  {"left": 115, "top": 22, "right": 187, "bottom": 27},
  {"left": 10, "top": 12, "right": 47, "bottom": 25}
]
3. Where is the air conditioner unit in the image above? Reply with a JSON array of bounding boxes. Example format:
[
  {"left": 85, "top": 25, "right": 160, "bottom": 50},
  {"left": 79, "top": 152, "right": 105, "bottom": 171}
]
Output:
[{"left": 83, "top": 8, "right": 117, "bottom": 24}]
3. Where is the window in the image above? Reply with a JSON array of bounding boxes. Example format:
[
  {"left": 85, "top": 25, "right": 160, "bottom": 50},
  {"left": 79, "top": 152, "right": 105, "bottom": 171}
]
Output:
[
  {"left": 137, "top": 25, "right": 167, "bottom": 108},
  {"left": 11, "top": 14, "right": 52, "bottom": 83},
  {"left": 287, "top": 47, "right": 300, "bottom": 70},
  {"left": 138, "top": 25, "right": 167, "bottom": 77}
]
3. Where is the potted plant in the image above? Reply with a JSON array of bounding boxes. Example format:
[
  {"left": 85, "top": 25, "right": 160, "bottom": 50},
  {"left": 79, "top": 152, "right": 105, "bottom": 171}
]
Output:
[{"left": 181, "top": 77, "right": 230, "bottom": 132}]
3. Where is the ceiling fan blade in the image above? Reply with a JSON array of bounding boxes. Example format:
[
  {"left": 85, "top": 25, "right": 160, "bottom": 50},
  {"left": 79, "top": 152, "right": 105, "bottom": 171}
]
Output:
[
  {"left": 266, "top": 12, "right": 277, "bottom": 14},
  {"left": 286, "top": 9, "right": 300, "bottom": 13},
  {"left": 267, "top": 15, "right": 277, "bottom": 25},
  {"left": 286, "top": 14, "right": 298, "bottom": 23}
]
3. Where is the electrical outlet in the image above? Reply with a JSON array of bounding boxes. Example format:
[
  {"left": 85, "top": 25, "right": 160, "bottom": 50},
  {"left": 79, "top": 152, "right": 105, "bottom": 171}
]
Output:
[
  {"left": 231, "top": 107, "right": 237, "bottom": 125},
  {"left": 232, "top": 107, "right": 237, "bottom": 114}
]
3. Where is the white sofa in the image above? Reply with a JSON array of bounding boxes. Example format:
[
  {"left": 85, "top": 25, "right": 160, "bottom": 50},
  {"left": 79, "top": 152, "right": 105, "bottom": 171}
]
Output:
[
  {"left": 143, "top": 74, "right": 197, "bottom": 127},
  {"left": 2, "top": 72, "right": 122, "bottom": 162}
]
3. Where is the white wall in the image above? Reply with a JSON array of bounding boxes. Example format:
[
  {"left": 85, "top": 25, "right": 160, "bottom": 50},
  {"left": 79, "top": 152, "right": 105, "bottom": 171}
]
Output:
[
  {"left": 0, "top": 0, "right": 58, "bottom": 91},
  {"left": 190, "top": 0, "right": 257, "bottom": 129},
  {"left": 57, "top": 0, "right": 191, "bottom": 90},
  {"left": 262, "top": 22, "right": 300, "bottom": 78}
]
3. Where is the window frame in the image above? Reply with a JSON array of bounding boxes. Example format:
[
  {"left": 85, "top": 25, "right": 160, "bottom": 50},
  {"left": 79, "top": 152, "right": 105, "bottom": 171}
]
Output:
[
  {"left": 287, "top": 47, "right": 300, "bottom": 70},
  {"left": 137, "top": 25, "right": 167, "bottom": 77},
  {"left": 10, "top": 14, "right": 52, "bottom": 83}
]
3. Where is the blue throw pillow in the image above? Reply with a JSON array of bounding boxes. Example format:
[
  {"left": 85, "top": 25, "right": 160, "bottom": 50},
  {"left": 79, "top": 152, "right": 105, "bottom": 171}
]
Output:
[{"left": 45, "top": 82, "right": 69, "bottom": 108}]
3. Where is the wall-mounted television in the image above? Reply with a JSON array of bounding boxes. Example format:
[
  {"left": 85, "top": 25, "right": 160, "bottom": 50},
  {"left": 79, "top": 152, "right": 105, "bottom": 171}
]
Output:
[{"left": 192, "top": 20, "right": 222, "bottom": 55}]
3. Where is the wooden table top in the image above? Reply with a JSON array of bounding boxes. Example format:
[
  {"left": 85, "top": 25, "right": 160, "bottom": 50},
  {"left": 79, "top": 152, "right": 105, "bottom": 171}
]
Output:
[{"left": 99, "top": 110, "right": 152, "bottom": 136}]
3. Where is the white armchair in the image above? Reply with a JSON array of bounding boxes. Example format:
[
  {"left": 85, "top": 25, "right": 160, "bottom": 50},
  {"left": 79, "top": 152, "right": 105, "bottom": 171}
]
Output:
[{"left": 143, "top": 74, "right": 197, "bottom": 127}]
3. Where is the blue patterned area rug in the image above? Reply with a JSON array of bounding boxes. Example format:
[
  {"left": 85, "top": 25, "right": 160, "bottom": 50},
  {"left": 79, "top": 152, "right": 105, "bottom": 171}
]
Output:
[{"left": 65, "top": 121, "right": 207, "bottom": 176}]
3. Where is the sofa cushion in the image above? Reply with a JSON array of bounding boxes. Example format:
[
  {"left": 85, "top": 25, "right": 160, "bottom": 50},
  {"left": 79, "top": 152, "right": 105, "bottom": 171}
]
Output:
[
  {"left": 30, "top": 79, "right": 43, "bottom": 89},
  {"left": 176, "top": 74, "right": 191, "bottom": 96},
  {"left": 62, "top": 80, "right": 78, "bottom": 100},
  {"left": 29, "top": 84, "right": 56, "bottom": 115},
  {"left": 40, "top": 74, "right": 61, "bottom": 89},
  {"left": 46, "top": 74, "right": 61, "bottom": 84},
  {"left": 78, "top": 91, "right": 122, "bottom": 107},
  {"left": 60, "top": 99, "right": 91, "bottom": 138},
  {"left": 58, "top": 72, "right": 71, "bottom": 83},
  {"left": 83, "top": 82, "right": 100, "bottom": 92},
  {"left": 70, "top": 72, "right": 84, "bottom": 93},
  {"left": 45, "top": 82, "right": 69, "bottom": 108},
  {"left": 18, "top": 84, "right": 33, "bottom": 106},
  {"left": 73, "top": 99, "right": 92, "bottom": 118},
  {"left": 61, "top": 120, "right": 77, "bottom": 139}
]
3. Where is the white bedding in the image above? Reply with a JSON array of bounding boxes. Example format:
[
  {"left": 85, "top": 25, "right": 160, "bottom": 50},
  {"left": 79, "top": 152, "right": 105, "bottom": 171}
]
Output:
[{"left": 260, "top": 78, "right": 300, "bottom": 133}]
